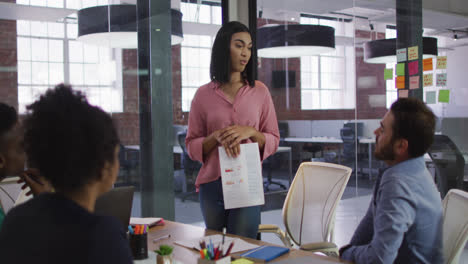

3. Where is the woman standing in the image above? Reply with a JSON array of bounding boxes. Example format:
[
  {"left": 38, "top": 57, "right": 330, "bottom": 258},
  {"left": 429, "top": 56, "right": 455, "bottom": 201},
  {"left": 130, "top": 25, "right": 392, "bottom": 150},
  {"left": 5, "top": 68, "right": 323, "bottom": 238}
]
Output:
[{"left": 186, "top": 21, "right": 279, "bottom": 238}]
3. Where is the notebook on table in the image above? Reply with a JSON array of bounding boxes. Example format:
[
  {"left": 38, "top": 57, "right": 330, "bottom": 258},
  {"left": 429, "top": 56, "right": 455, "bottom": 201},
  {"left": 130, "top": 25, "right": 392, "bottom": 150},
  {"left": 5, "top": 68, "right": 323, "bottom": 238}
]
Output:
[
  {"left": 95, "top": 186, "right": 135, "bottom": 229},
  {"left": 239, "top": 245, "right": 289, "bottom": 263}
]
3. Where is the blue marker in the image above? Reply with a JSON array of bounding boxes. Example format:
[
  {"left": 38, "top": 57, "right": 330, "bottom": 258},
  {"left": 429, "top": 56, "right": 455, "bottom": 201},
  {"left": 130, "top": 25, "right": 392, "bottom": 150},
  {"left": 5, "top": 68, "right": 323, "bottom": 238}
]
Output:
[{"left": 128, "top": 225, "right": 134, "bottom": 234}]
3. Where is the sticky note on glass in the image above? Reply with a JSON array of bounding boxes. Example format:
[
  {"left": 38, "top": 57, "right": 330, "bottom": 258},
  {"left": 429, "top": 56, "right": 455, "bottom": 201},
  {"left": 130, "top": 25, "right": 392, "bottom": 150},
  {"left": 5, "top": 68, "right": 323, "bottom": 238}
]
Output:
[
  {"left": 399, "top": 90, "right": 409, "bottom": 98},
  {"left": 396, "top": 76, "right": 405, "bottom": 89},
  {"left": 423, "top": 58, "right": 433, "bottom": 71},
  {"left": 410, "top": 76, "right": 419, "bottom": 89},
  {"left": 439, "top": 90, "right": 450, "bottom": 103},
  {"left": 397, "top": 48, "right": 407, "bottom": 62},
  {"left": 423, "top": 74, "right": 433, "bottom": 87},
  {"left": 436, "top": 73, "right": 447, "bottom": 86},
  {"left": 408, "top": 46, "right": 418, "bottom": 60},
  {"left": 437, "top": 56, "right": 447, "bottom": 69},
  {"left": 426, "top": 91, "right": 436, "bottom": 104},
  {"left": 408, "top": 61, "right": 418, "bottom": 75},
  {"left": 384, "top": 68, "right": 393, "bottom": 80},
  {"left": 396, "top": 63, "right": 405, "bottom": 76}
]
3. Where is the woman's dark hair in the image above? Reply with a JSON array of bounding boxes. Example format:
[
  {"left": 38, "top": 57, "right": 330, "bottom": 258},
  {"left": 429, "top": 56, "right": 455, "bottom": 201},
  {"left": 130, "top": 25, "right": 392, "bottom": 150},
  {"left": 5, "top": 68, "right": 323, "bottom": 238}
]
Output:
[
  {"left": 0, "top": 102, "right": 18, "bottom": 151},
  {"left": 210, "top": 21, "right": 255, "bottom": 86},
  {"left": 23, "top": 84, "right": 120, "bottom": 193},
  {"left": 390, "top": 97, "right": 436, "bottom": 158}
]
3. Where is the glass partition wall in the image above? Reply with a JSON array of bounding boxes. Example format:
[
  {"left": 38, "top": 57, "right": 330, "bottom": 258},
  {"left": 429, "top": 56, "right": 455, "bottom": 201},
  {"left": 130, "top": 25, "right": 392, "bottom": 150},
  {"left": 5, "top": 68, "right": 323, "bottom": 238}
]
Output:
[{"left": 1, "top": 0, "right": 468, "bottom": 252}]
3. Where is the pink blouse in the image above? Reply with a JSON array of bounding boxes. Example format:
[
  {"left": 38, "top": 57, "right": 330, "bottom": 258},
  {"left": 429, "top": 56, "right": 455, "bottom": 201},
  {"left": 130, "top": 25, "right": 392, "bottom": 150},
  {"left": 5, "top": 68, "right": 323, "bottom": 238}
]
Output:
[{"left": 186, "top": 80, "right": 280, "bottom": 189}]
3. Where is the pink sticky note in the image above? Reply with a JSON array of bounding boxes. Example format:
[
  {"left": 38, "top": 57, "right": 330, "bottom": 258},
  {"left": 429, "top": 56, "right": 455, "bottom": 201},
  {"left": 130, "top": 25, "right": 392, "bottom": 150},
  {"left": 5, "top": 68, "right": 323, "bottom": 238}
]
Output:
[
  {"left": 408, "top": 61, "right": 418, "bottom": 75},
  {"left": 399, "top": 90, "right": 409, "bottom": 98},
  {"left": 410, "top": 76, "right": 419, "bottom": 89}
]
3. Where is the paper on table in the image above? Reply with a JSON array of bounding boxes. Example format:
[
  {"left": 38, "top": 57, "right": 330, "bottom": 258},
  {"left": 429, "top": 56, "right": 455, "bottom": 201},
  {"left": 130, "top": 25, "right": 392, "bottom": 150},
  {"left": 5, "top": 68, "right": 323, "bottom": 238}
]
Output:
[
  {"left": 130, "top": 217, "right": 163, "bottom": 226},
  {"left": 218, "top": 143, "right": 264, "bottom": 209},
  {"left": 174, "top": 234, "right": 258, "bottom": 254}
]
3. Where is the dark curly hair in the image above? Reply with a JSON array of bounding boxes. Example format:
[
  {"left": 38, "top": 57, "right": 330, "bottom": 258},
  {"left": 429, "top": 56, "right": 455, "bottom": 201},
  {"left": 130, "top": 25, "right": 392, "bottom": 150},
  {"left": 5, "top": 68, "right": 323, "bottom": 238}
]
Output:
[
  {"left": 0, "top": 102, "right": 18, "bottom": 151},
  {"left": 23, "top": 84, "right": 120, "bottom": 193},
  {"left": 390, "top": 97, "right": 436, "bottom": 158},
  {"left": 210, "top": 21, "right": 255, "bottom": 87}
]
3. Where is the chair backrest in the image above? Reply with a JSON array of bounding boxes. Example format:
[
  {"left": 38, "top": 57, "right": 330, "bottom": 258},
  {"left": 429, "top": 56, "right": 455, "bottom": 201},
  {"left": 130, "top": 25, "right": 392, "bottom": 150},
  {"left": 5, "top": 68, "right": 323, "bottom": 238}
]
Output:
[
  {"left": 282, "top": 162, "right": 352, "bottom": 246},
  {"left": 340, "top": 127, "right": 356, "bottom": 157},
  {"left": 177, "top": 131, "right": 201, "bottom": 174},
  {"left": 427, "top": 135, "right": 465, "bottom": 197},
  {"left": 442, "top": 189, "right": 468, "bottom": 264}
]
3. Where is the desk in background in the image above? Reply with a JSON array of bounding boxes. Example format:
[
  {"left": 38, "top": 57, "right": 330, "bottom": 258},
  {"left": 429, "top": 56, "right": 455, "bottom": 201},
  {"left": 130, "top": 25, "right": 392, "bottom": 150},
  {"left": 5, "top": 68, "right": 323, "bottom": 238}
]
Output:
[
  {"left": 144, "top": 220, "right": 347, "bottom": 264},
  {"left": 285, "top": 137, "right": 376, "bottom": 178}
]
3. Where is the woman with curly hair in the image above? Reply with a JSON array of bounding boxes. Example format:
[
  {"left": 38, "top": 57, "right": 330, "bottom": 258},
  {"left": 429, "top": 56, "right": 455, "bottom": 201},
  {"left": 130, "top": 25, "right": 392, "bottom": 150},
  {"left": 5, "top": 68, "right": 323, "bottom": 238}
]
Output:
[{"left": 0, "top": 84, "right": 132, "bottom": 264}]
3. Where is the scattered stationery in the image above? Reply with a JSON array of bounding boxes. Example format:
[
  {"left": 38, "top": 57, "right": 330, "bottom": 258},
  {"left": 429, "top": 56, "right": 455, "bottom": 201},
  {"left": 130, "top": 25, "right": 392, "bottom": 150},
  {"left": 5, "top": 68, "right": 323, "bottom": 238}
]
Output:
[
  {"left": 128, "top": 224, "right": 149, "bottom": 235},
  {"left": 218, "top": 143, "right": 264, "bottom": 209},
  {"left": 239, "top": 245, "right": 290, "bottom": 263},
  {"left": 174, "top": 234, "right": 258, "bottom": 254},
  {"left": 130, "top": 217, "right": 164, "bottom": 227}
]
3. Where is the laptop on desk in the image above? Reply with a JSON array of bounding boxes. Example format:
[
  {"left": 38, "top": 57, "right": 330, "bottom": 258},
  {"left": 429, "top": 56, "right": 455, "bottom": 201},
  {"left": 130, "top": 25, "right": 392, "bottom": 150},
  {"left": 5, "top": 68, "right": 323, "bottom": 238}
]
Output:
[{"left": 95, "top": 186, "right": 135, "bottom": 229}]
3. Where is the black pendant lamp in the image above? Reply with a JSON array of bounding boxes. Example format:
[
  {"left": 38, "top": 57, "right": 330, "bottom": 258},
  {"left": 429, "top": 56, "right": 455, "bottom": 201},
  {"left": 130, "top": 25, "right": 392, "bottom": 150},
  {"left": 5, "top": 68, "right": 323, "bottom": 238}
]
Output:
[
  {"left": 77, "top": 5, "right": 183, "bottom": 48},
  {"left": 364, "top": 37, "right": 438, "bottom": 64},
  {"left": 257, "top": 24, "right": 335, "bottom": 58}
]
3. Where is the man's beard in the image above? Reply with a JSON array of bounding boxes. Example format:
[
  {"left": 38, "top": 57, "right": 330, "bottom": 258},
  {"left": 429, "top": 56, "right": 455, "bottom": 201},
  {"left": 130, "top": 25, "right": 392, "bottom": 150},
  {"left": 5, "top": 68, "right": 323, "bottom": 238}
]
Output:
[{"left": 374, "top": 137, "right": 396, "bottom": 161}]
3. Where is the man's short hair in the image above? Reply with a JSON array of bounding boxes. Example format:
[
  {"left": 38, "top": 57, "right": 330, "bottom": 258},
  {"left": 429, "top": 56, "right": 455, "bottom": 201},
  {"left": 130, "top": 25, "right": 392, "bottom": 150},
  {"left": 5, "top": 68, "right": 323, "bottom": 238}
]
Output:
[
  {"left": 390, "top": 98, "right": 436, "bottom": 158},
  {"left": 0, "top": 103, "right": 18, "bottom": 151},
  {"left": 23, "top": 84, "right": 120, "bottom": 193}
]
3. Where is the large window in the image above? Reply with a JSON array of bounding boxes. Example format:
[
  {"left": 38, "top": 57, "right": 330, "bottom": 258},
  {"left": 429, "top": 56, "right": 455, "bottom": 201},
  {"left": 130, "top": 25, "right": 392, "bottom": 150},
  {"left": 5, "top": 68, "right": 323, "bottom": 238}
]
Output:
[
  {"left": 180, "top": 1, "right": 221, "bottom": 112},
  {"left": 16, "top": 0, "right": 122, "bottom": 113},
  {"left": 300, "top": 16, "right": 355, "bottom": 110}
]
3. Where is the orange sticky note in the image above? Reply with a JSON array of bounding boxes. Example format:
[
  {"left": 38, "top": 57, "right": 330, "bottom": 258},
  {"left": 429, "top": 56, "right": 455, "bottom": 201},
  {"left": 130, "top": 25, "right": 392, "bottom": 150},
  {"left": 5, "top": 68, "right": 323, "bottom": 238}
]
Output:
[
  {"left": 395, "top": 76, "right": 405, "bottom": 89},
  {"left": 423, "top": 58, "right": 433, "bottom": 71}
]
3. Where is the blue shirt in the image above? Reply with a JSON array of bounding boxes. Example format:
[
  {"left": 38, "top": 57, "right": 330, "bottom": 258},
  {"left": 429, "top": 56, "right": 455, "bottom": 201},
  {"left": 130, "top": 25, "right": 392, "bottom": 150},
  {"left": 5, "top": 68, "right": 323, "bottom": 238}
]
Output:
[{"left": 341, "top": 156, "right": 444, "bottom": 264}]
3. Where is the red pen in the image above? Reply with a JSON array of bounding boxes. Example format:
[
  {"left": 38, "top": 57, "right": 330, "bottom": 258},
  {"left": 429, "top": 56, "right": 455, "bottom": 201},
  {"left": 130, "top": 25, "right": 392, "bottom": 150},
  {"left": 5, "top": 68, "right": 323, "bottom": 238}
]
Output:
[{"left": 224, "top": 241, "right": 234, "bottom": 257}]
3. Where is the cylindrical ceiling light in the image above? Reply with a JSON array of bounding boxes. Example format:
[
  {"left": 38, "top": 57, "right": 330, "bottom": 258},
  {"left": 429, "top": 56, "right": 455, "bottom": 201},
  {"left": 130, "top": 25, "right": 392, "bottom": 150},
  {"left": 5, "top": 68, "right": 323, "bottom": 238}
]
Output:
[
  {"left": 77, "top": 5, "right": 183, "bottom": 48},
  {"left": 257, "top": 24, "right": 335, "bottom": 58},
  {"left": 364, "top": 37, "right": 438, "bottom": 64}
]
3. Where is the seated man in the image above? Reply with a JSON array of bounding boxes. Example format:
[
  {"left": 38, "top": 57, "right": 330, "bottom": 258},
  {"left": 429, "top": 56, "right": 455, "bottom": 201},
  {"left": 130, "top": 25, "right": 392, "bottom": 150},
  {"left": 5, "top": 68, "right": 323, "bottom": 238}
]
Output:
[
  {"left": 0, "top": 103, "right": 50, "bottom": 229},
  {"left": 0, "top": 85, "right": 133, "bottom": 264},
  {"left": 340, "top": 98, "right": 443, "bottom": 264}
]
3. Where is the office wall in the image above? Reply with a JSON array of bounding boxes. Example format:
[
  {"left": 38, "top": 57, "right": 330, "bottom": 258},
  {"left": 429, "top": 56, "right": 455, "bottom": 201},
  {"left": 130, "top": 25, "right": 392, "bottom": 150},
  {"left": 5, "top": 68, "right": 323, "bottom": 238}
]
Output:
[{"left": 285, "top": 119, "right": 380, "bottom": 138}]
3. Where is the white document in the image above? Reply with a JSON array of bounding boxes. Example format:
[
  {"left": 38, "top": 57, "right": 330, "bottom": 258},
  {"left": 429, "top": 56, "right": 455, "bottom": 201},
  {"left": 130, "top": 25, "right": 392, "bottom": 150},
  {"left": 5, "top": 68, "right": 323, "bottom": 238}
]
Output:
[
  {"left": 218, "top": 143, "right": 265, "bottom": 209},
  {"left": 130, "top": 217, "right": 162, "bottom": 226},
  {"left": 174, "top": 234, "right": 258, "bottom": 254}
]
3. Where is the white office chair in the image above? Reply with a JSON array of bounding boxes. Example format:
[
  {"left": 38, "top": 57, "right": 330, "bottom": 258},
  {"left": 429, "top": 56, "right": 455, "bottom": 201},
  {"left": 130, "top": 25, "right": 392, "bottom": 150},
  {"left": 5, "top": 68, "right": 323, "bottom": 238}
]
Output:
[
  {"left": 442, "top": 189, "right": 468, "bottom": 264},
  {"left": 258, "top": 162, "right": 352, "bottom": 257}
]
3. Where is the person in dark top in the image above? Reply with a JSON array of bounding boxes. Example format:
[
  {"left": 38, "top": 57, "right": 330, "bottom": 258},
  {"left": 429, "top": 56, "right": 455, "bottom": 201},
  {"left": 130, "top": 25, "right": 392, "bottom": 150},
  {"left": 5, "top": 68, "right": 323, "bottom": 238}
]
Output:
[{"left": 0, "top": 84, "right": 133, "bottom": 264}]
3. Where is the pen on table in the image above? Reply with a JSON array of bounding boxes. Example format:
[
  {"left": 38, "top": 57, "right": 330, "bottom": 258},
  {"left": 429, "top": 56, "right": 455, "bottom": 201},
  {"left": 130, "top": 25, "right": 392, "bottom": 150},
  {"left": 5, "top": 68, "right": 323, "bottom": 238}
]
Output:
[
  {"left": 222, "top": 227, "right": 226, "bottom": 245},
  {"left": 224, "top": 241, "right": 234, "bottom": 257},
  {"left": 152, "top": 234, "right": 171, "bottom": 243}
]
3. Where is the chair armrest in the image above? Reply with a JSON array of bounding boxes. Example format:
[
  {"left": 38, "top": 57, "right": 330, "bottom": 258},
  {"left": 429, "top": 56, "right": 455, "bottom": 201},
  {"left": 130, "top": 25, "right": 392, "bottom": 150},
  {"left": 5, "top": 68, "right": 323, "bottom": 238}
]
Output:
[
  {"left": 300, "top": 242, "right": 339, "bottom": 257},
  {"left": 258, "top": 224, "right": 292, "bottom": 247}
]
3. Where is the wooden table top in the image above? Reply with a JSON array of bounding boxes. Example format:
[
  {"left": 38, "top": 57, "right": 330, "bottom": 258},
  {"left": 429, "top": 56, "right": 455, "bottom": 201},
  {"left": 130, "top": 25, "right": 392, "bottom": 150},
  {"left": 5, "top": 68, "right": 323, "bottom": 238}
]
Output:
[{"left": 148, "top": 220, "right": 348, "bottom": 264}]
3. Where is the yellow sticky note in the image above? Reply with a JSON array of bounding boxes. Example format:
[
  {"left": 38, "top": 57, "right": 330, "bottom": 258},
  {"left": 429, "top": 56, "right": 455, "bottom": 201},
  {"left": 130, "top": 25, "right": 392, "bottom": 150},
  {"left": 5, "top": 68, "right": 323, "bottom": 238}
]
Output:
[
  {"left": 423, "top": 74, "right": 433, "bottom": 87},
  {"left": 232, "top": 259, "right": 254, "bottom": 264},
  {"left": 396, "top": 63, "right": 405, "bottom": 76},
  {"left": 408, "top": 46, "right": 418, "bottom": 60},
  {"left": 437, "top": 56, "right": 447, "bottom": 69}
]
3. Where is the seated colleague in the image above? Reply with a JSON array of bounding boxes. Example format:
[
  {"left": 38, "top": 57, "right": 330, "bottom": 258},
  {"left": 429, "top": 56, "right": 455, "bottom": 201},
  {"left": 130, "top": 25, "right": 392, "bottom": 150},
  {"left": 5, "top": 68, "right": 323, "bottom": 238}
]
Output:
[
  {"left": 0, "top": 85, "right": 133, "bottom": 264},
  {"left": 0, "top": 103, "right": 51, "bottom": 229},
  {"left": 339, "top": 98, "right": 443, "bottom": 264},
  {"left": 0, "top": 103, "right": 26, "bottom": 229}
]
